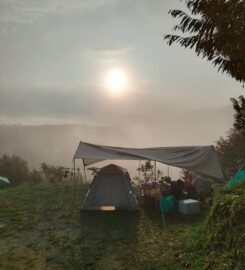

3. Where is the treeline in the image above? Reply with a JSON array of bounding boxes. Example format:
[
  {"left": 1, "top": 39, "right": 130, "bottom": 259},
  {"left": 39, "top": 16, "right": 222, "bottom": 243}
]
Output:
[
  {"left": 0, "top": 155, "right": 67, "bottom": 186},
  {"left": 216, "top": 129, "right": 245, "bottom": 178},
  {"left": 216, "top": 96, "right": 245, "bottom": 178}
]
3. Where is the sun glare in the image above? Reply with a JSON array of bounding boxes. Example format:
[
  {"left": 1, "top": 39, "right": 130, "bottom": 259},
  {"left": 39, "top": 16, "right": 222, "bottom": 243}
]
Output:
[{"left": 106, "top": 69, "right": 127, "bottom": 95}]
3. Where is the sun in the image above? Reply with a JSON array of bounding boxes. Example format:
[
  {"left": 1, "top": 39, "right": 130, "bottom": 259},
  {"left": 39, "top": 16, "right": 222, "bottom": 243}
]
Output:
[{"left": 106, "top": 69, "right": 127, "bottom": 95}]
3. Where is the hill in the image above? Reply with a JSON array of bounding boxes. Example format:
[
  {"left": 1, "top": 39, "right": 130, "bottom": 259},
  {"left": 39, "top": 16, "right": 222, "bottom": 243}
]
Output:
[{"left": 0, "top": 105, "right": 233, "bottom": 169}]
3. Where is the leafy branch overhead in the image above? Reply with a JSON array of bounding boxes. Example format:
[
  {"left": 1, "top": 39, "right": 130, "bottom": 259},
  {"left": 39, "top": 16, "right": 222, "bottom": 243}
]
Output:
[
  {"left": 164, "top": 0, "right": 245, "bottom": 83},
  {"left": 230, "top": 95, "right": 245, "bottom": 130}
]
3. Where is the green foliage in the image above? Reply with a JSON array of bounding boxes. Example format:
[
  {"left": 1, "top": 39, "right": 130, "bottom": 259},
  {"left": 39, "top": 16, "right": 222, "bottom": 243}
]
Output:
[
  {"left": 165, "top": 0, "right": 245, "bottom": 83},
  {"left": 137, "top": 160, "right": 154, "bottom": 182},
  {"left": 185, "top": 182, "right": 245, "bottom": 269},
  {"left": 230, "top": 95, "right": 245, "bottom": 130},
  {"left": 180, "top": 169, "right": 195, "bottom": 180},
  {"left": 216, "top": 129, "right": 245, "bottom": 178},
  {"left": 41, "top": 163, "right": 64, "bottom": 184},
  {"left": 0, "top": 155, "right": 71, "bottom": 186},
  {"left": 0, "top": 155, "right": 30, "bottom": 186},
  {"left": 29, "top": 169, "right": 43, "bottom": 185}
]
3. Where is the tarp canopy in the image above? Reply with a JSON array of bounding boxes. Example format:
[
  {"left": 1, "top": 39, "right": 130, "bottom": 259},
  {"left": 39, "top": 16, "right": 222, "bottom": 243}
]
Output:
[{"left": 73, "top": 141, "right": 224, "bottom": 180}]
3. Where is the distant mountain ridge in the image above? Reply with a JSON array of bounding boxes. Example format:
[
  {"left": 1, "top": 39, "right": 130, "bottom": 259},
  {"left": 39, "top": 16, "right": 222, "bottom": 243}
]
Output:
[{"left": 0, "top": 105, "right": 234, "bottom": 168}]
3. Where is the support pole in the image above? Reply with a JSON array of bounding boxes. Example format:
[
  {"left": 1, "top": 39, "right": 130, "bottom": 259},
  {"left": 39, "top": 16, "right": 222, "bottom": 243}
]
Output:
[
  {"left": 138, "top": 160, "right": 141, "bottom": 183},
  {"left": 154, "top": 160, "right": 157, "bottom": 181},
  {"left": 83, "top": 158, "right": 87, "bottom": 184},
  {"left": 73, "top": 159, "right": 76, "bottom": 200},
  {"left": 154, "top": 160, "right": 157, "bottom": 205}
]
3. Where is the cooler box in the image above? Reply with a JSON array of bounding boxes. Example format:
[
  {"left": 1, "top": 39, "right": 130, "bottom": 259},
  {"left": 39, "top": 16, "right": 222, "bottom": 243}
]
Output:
[{"left": 178, "top": 199, "right": 200, "bottom": 215}]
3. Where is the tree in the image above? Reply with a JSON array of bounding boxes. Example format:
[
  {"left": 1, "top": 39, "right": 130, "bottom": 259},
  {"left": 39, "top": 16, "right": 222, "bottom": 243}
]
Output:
[
  {"left": 216, "top": 96, "right": 245, "bottom": 178},
  {"left": 216, "top": 128, "right": 245, "bottom": 178},
  {"left": 137, "top": 160, "right": 154, "bottom": 182},
  {"left": 230, "top": 95, "right": 245, "bottom": 130},
  {"left": 0, "top": 155, "right": 30, "bottom": 186},
  {"left": 180, "top": 169, "right": 196, "bottom": 181},
  {"left": 41, "top": 163, "right": 64, "bottom": 184},
  {"left": 29, "top": 169, "right": 43, "bottom": 185},
  {"left": 164, "top": 0, "right": 245, "bottom": 83}
]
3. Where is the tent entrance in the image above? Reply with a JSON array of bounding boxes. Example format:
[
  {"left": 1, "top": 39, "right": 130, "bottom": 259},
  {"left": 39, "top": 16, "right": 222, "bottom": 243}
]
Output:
[{"left": 99, "top": 206, "right": 116, "bottom": 211}]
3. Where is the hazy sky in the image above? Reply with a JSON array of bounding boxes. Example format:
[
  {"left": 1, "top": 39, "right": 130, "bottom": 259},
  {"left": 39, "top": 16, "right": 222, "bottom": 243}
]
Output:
[{"left": 0, "top": 0, "right": 244, "bottom": 125}]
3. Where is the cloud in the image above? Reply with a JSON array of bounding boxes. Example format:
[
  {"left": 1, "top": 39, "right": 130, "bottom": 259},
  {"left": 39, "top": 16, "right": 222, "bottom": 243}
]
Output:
[
  {"left": 87, "top": 45, "right": 132, "bottom": 62},
  {"left": 0, "top": 0, "right": 120, "bottom": 25},
  {"left": 92, "top": 46, "right": 132, "bottom": 55}
]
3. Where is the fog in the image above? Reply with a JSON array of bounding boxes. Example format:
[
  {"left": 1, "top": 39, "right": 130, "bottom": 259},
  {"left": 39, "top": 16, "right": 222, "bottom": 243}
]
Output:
[
  {"left": 0, "top": 0, "right": 241, "bottom": 179},
  {"left": 0, "top": 104, "right": 233, "bottom": 179}
]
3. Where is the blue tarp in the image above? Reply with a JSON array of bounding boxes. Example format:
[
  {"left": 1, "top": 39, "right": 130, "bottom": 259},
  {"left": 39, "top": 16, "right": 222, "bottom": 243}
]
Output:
[
  {"left": 226, "top": 169, "right": 245, "bottom": 190},
  {"left": 0, "top": 176, "right": 10, "bottom": 189}
]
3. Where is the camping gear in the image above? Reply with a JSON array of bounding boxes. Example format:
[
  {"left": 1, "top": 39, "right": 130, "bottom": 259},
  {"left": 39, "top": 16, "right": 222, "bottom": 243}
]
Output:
[
  {"left": 160, "top": 182, "right": 171, "bottom": 196},
  {"left": 178, "top": 199, "right": 200, "bottom": 215},
  {"left": 192, "top": 175, "right": 213, "bottom": 198},
  {"left": 160, "top": 195, "right": 175, "bottom": 215},
  {"left": 142, "top": 182, "right": 161, "bottom": 199},
  {"left": 160, "top": 195, "right": 175, "bottom": 230},
  {"left": 0, "top": 176, "right": 10, "bottom": 188},
  {"left": 73, "top": 141, "right": 224, "bottom": 180},
  {"left": 82, "top": 164, "right": 139, "bottom": 211},
  {"left": 226, "top": 169, "right": 245, "bottom": 190},
  {"left": 171, "top": 179, "right": 185, "bottom": 200}
]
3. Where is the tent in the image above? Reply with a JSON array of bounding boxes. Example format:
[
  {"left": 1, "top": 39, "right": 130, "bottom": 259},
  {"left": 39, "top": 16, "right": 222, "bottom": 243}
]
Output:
[
  {"left": 226, "top": 168, "right": 245, "bottom": 190},
  {"left": 82, "top": 164, "right": 139, "bottom": 210},
  {"left": 0, "top": 176, "right": 11, "bottom": 189},
  {"left": 73, "top": 141, "right": 224, "bottom": 180}
]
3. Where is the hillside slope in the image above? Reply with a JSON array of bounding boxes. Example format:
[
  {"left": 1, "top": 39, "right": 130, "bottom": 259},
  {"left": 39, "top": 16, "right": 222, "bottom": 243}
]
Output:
[{"left": 186, "top": 183, "right": 245, "bottom": 269}]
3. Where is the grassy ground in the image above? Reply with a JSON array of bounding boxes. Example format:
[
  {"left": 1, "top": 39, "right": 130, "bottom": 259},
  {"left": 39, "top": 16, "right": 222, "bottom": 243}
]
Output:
[{"left": 0, "top": 184, "right": 206, "bottom": 270}]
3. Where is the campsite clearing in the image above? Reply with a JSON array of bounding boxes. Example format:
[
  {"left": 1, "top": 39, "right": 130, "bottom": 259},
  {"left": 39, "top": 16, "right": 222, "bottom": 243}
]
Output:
[{"left": 0, "top": 184, "right": 205, "bottom": 270}]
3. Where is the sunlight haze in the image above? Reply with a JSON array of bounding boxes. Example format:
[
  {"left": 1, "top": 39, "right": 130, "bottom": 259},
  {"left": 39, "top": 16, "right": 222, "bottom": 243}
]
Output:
[{"left": 0, "top": 0, "right": 243, "bottom": 169}]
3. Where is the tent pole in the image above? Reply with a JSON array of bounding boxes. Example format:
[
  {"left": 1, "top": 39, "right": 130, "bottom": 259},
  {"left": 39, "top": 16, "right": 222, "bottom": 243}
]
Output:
[
  {"left": 139, "top": 160, "right": 141, "bottom": 183},
  {"left": 73, "top": 159, "right": 76, "bottom": 200},
  {"left": 154, "top": 160, "right": 157, "bottom": 206},
  {"left": 83, "top": 158, "right": 87, "bottom": 184},
  {"left": 154, "top": 160, "right": 157, "bottom": 181}
]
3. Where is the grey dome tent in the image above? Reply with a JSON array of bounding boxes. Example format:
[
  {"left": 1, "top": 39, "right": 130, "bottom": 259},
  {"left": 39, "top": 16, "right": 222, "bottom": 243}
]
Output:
[{"left": 82, "top": 164, "right": 139, "bottom": 211}]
